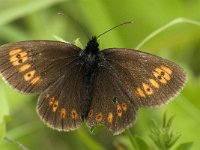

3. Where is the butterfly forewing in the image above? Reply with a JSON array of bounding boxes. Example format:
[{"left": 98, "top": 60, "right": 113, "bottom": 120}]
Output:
[
  {"left": 0, "top": 40, "right": 81, "bottom": 93},
  {"left": 102, "top": 48, "right": 187, "bottom": 107}
]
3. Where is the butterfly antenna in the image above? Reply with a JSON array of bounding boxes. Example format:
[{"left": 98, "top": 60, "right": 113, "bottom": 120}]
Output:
[{"left": 97, "top": 21, "right": 133, "bottom": 38}]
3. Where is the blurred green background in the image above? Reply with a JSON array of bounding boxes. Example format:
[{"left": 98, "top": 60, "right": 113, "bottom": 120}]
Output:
[{"left": 0, "top": 0, "right": 200, "bottom": 150}]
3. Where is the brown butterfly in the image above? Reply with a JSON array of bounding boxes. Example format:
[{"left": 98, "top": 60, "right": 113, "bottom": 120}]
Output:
[{"left": 0, "top": 34, "right": 186, "bottom": 135}]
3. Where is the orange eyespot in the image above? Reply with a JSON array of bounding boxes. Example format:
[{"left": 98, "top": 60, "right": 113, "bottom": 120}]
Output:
[
  {"left": 122, "top": 103, "right": 127, "bottom": 112},
  {"left": 49, "top": 97, "right": 55, "bottom": 106},
  {"left": 9, "top": 49, "right": 22, "bottom": 56},
  {"left": 60, "top": 108, "right": 67, "bottom": 119},
  {"left": 161, "top": 66, "right": 172, "bottom": 75},
  {"left": 149, "top": 79, "right": 159, "bottom": 88},
  {"left": 71, "top": 109, "right": 78, "bottom": 120},
  {"left": 107, "top": 112, "right": 113, "bottom": 124},
  {"left": 24, "top": 70, "right": 36, "bottom": 81},
  {"left": 96, "top": 112, "right": 103, "bottom": 122},
  {"left": 52, "top": 100, "right": 59, "bottom": 112},
  {"left": 135, "top": 87, "right": 146, "bottom": 97},
  {"left": 117, "top": 104, "right": 122, "bottom": 118},
  {"left": 31, "top": 76, "right": 41, "bottom": 85},
  {"left": 19, "top": 64, "right": 31, "bottom": 72},
  {"left": 142, "top": 83, "right": 153, "bottom": 95}
]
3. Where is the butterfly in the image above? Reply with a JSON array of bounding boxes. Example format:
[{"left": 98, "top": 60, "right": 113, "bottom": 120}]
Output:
[{"left": 0, "top": 35, "right": 186, "bottom": 135}]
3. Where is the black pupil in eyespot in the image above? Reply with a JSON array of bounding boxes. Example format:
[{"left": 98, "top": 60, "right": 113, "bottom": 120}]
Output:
[
  {"left": 147, "top": 88, "right": 150, "bottom": 91},
  {"left": 18, "top": 59, "right": 22, "bottom": 63},
  {"left": 161, "top": 71, "right": 165, "bottom": 76},
  {"left": 16, "top": 54, "right": 21, "bottom": 58}
]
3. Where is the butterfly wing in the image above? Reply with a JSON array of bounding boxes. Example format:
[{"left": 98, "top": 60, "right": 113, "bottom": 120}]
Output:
[
  {"left": 37, "top": 61, "right": 84, "bottom": 131},
  {"left": 86, "top": 65, "right": 138, "bottom": 135},
  {"left": 0, "top": 40, "right": 81, "bottom": 93},
  {"left": 102, "top": 48, "right": 187, "bottom": 107}
]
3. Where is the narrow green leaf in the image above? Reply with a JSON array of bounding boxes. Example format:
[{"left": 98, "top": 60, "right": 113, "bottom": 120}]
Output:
[
  {"left": 135, "top": 137, "right": 150, "bottom": 150},
  {"left": 77, "top": 128, "right": 106, "bottom": 150},
  {"left": 0, "top": 84, "right": 9, "bottom": 141},
  {"left": 0, "top": 0, "right": 65, "bottom": 26},
  {"left": 74, "top": 38, "right": 83, "bottom": 49}
]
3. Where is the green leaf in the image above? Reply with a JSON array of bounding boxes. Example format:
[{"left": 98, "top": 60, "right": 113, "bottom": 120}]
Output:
[
  {"left": 74, "top": 38, "right": 83, "bottom": 49},
  {"left": 175, "top": 142, "right": 193, "bottom": 150},
  {"left": 135, "top": 137, "right": 150, "bottom": 150},
  {"left": 149, "top": 112, "right": 181, "bottom": 150},
  {"left": 0, "top": 84, "right": 9, "bottom": 141},
  {"left": 0, "top": 0, "right": 65, "bottom": 26}
]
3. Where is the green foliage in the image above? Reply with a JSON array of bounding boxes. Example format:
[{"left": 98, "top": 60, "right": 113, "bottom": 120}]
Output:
[
  {"left": 0, "top": 0, "right": 200, "bottom": 150},
  {"left": 0, "top": 84, "right": 9, "bottom": 141},
  {"left": 175, "top": 142, "right": 193, "bottom": 150},
  {"left": 149, "top": 112, "right": 181, "bottom": 150}
]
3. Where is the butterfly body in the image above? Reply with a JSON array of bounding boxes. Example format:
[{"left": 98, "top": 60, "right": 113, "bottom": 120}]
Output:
[
  {"left": 80, "top": 37, "right": 101, "bottom": 118},
  {"left": 0, "top": 36, "right": 186, "bottom": 135}
]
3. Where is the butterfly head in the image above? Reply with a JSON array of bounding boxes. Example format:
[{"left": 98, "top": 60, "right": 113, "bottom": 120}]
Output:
[{"left": 84, "top": 36, "right": 99, "bottom": 55}]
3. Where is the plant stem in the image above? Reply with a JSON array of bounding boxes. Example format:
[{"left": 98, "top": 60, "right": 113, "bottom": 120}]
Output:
[
  {"left": 136, "top": 17, "right": 200, "bottom": 49},
  {"left": 77, "top": 128, "right": 105, "bottom": 150}
]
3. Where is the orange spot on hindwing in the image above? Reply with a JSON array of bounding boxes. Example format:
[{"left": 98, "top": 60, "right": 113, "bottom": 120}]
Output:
[
  {"left": 107, "top": 112, "right": 113, "bottom": 124},
  {"left": 52, "top": 100, "right": 59, "bottom": 112},
  {"left": 117, "top": 104, "right": 122, "bottom": 118},
  {"left": 49, "top": 97, "right": 55, "bottom": 106},
  {"left": 60, "top": 108, "right": 67, "bottom": 119},
  {"left": 71, "top": 109, "right": 78, "bottom": 120},
  {"left": 122, "top": 102, "right": 127, "bottom": 112},
  {"left": 96, "top": 112, "right": 103, "bottom": 123}
]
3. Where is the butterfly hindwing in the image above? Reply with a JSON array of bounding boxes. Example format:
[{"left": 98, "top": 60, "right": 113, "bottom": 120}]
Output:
[
  {"left": 0, "top": 40, "right": 81, "bottom": 93},
  {"left": 86, "top": 65, "right": 138, "bottom": 135},
  {"left": 37, "top": 62, "right": 84, "bottom": 131},
  {"left": 103, "top": 48, "right": 187, "bottom": 107}
]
